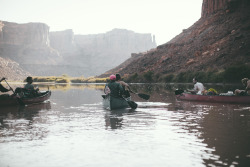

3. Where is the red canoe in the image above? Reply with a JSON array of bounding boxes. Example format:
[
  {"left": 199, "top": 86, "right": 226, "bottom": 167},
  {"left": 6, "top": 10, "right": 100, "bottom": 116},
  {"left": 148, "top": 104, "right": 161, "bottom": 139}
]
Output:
[
  {"left": 0, "top": 91, "right": 51, "bottom": 107},
  {"left": 176, "top": 93, "right": 250, "bottom": 104}
]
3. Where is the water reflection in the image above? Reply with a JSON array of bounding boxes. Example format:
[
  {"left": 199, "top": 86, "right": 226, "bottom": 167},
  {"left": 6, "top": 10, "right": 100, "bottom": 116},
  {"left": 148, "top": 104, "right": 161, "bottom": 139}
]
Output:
[
  {"left": 104, "top": 109, "right": 137, "bottom": 130},
  {"left": 171, "top": 100, "right": 250, "bottom": 166},
  {"left": 0, "top": 83, "right": 249, "bottom": 167},
  {"left": 0, "top": 102, "right": 51, "bottom": 142}
]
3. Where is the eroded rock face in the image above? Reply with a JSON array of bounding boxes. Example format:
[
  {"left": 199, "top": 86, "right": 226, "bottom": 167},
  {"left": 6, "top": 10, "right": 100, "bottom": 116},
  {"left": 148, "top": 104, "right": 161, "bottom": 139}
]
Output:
[
  {"left": 201, "top": 0, "right": 249, "bottom": 17},
  {"left": 0, "top": 20, "right": 156, "bottom": 77},
  {"left": 0, "top": 21, "right": 60, "bottom": 67},
  {"left": 48, "top": 28, "right": 156, "bottom": 76},
  {"left": 100, "top": 0, "right": 250, "bottom": 79},
  {"left": 201, "top": 0, "right": 228, "bottom": 18},
  {"left": 0, "top": 21, "right": 50, "bottom": 46},
  {"left": 49, "top": 29, "right": 75, "bottom": 53},
  {"left": 0, "top": 57, "right": 30, "bottom": 81}
]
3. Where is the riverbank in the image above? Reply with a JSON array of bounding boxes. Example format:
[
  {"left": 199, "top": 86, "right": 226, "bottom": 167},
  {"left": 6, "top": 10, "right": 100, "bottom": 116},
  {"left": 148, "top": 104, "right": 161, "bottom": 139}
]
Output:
[{"left": 4, "top": 64, "right": 249, "bottom": 84}]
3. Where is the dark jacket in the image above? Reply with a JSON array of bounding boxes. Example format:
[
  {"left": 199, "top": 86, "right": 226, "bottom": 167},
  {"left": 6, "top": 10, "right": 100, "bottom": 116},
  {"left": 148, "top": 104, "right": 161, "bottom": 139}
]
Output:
[{"left": 107, "top": 81, "right": 123, "bottom": 97}]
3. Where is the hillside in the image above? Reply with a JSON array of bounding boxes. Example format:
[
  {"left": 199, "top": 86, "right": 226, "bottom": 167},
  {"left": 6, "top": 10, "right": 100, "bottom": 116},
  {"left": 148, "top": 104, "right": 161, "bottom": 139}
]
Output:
[
  {"left": 0, "top": 57, "right": 30, "bottom": 81},
  {"left": 100, "top": 0, "right": 250, "bottom": 82}
]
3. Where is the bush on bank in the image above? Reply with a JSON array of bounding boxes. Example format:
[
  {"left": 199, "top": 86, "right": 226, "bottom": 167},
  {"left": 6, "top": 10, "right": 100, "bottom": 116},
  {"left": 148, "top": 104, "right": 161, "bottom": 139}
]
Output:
[
  {"left": 31, "top": 65, "right": 250, "bottom": 84},
  {"left": 123, "top": 64, "right": 250, "bottom": 83}
]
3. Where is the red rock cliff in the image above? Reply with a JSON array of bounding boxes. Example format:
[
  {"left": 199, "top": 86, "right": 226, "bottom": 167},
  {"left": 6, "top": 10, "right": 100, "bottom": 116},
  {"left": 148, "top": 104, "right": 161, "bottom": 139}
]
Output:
[
  {"left": 202, "top": 0, "right": 249, "bottom": 17},
  {"left": 100, "top": 0, "right": 250, "bottom": 81}
]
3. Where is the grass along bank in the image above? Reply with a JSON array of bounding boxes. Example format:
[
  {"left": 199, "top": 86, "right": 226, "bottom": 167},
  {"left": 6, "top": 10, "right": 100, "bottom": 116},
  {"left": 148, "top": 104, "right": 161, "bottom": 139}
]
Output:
[
  {"left": 32, "top": 75, "right": 109, "bottom": 83},
  {"left": 31, "top": 65, "right": 250, "bottom": 84}
]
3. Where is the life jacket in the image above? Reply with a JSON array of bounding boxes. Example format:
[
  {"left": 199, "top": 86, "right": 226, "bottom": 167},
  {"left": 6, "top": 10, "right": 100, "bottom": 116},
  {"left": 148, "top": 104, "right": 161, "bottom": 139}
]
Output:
[{"left": 107, "top": 82, "right": 123, "bottom": 97}]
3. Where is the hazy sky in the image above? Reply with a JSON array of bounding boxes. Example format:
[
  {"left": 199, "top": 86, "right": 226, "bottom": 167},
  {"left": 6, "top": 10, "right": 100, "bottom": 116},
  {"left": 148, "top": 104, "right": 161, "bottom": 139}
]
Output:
[{"left": 0, "top": 0, "right": 202, "bottom": 45}]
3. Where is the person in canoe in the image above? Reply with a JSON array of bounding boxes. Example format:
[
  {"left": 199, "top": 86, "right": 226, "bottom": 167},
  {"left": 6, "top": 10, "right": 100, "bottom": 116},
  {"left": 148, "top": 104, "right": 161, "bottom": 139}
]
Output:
[
  {"left": 115, "top": 73, "right": 131, "bottom": 98},
  {"left": 235, "top": 78, "right": 250, "bottom": 96},
  {"left": 104, "top": 75, "right": 124, "bottom": 97},
  {"left": 188, "top": 77, "right": 205, "bottom": 95},
  {"left": 24, "top": 76, "right": 40, "bottom": 97},
  {"left": 0, "top": 77, "right": 13, "bottom": 93}
]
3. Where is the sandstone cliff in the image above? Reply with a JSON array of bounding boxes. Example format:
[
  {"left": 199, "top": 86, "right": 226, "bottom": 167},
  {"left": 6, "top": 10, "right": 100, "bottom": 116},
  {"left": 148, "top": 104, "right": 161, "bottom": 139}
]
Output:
[
  {"left": 49, "top": 29, "right": 156, "bottom": 76},
  {"left": 100, "top": 0, "right": 250, "bottom": 81},
  {"left": 0, "top": 21, "right": 156, "bottom": 78},
  {"left": 0, "top": 21, "right": 60, "bottom": 72}
]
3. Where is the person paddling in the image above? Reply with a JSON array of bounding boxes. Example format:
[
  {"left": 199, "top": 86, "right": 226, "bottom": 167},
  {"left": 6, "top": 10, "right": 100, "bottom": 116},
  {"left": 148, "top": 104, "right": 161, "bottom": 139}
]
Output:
[
  {"left": 115, "top": 73, "right": 131, "bottom": 98},
  {"left": 24, "top": 76, "right": 40, "bottom": 96},
  {"left": 104, "top": 75, "right": 124, "bottom": 98},
  {"left": 188, "top": 77, "right": 205, "bottom": 95},
  {"left": 235, "top": 78, "right": 250, "bottom": 96}
]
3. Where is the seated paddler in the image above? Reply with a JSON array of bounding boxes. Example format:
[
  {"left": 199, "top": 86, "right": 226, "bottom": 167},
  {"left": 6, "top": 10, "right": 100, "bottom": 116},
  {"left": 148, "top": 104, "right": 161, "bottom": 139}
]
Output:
[
  {"left": 115, "top": 73, "right": 131, "bottom": 98},
  {"left": 104, "top": 74, "right": 124, "bottom": 98},
  {"left": 235, "top": 78, "right": 250, "bottom": 96},
  {"left": 188, "top": 77, "right": 205, "bottom": 95},
  {"left": 24, "top": 76, "right": 40, "bottom": 97}
]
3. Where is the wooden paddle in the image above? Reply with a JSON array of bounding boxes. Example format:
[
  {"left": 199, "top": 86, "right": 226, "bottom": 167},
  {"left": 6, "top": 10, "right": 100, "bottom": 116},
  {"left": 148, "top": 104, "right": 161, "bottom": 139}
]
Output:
[
  {"left": 175, "top": 89, "right": 184, "bottom": 95},
  {"left": 131, "top": 91, "right": 150, "bottom": 100},
  {"left": 4, "top": 79, "right": 25, "bottom": 106},
  {"left": 123, "top": 97, "right": 138, "bottom": 109}
]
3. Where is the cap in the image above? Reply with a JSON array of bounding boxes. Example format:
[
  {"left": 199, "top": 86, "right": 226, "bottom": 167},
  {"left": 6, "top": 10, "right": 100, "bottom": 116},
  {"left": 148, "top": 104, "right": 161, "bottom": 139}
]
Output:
[{"left": 110, "top": 75, "right": 116, "bottom": 81}]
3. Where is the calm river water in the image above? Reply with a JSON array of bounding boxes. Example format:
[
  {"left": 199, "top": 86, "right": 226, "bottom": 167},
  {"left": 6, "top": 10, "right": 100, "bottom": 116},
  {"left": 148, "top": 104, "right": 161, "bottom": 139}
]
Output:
[{"left": 0, "top": 83, "right": 250, "bottom": 167}]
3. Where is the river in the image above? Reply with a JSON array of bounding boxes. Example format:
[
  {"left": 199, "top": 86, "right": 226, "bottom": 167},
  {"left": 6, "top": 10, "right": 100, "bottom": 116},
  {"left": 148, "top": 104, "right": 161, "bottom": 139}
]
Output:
[{"left": 0, "top": 83, "right": 249, "bottom": 167}]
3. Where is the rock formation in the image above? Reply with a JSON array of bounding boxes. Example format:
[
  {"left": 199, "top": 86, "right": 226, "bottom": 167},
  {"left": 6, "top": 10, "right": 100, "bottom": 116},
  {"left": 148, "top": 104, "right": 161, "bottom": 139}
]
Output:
[
  {"left": 49, "top": 28, "right": 156, "bottom": 76},
  {"left": 100, "top": 0, "right": 250, "bottom": 80},
  {"left": 0, "top": 21, "right": 60, "bottom": 74},
  {"left": 0, "top": 21, "right": 156, "bottom": 77},
  {"left": 0, "top": 57, "right": 31, "bottom": 81}
]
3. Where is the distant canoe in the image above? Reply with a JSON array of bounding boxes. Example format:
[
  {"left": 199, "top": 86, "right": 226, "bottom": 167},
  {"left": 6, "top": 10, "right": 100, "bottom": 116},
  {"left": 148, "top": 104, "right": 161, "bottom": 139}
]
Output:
[
  {"left": 102, "top": 94, "right": 130, "bottom": 110},
  {"left": 176, "top": 93, "right": 250, "bottom": 104},
  {"left": 0, "top": 91, "right": 51, "bottom": 107}
]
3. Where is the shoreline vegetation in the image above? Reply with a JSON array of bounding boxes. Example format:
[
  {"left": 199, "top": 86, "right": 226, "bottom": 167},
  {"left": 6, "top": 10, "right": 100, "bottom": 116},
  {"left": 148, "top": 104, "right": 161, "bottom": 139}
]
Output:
[
  {"left": 4, "top": 65, "right": 249, "bottom": 84},
  {"left": 30, "top": 65, "right": 250, "bottom": 84},
  {"left": 32, "top": 75, "right": 109, "bottom": 84}
]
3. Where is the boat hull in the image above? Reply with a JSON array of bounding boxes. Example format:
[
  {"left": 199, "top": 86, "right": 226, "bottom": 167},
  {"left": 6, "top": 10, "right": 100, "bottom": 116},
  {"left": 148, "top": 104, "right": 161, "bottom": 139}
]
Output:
[
  {"left": 0, "top": 91, "right": 51, "bottom": 106},
  {"left": 176, "top": 93, "right": 250, "bottom": 104},
  {"left": 102, "top": 95, "right": 130, "bottom": 110}
]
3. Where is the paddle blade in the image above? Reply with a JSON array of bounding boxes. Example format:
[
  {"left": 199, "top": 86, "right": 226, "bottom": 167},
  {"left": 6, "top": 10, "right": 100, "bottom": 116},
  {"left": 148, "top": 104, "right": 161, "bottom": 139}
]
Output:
[
  {"left": 0, "top": 84, "right": 9, "bottom": 92},
  {"left": 127, "top": 100, "right": 138, "bottom": 109},
  {"left": 138, "top": 93, "right": 150, "bottom": 100},
  {"left": 175, "top": 89, "right": 184, "bottom": 95}
]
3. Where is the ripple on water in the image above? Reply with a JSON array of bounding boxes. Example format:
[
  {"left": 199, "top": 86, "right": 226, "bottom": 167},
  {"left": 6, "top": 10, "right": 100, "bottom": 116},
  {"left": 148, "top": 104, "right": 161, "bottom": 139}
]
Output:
[{"left": 1, "top": 85, "right": 250, "bottom": 167}]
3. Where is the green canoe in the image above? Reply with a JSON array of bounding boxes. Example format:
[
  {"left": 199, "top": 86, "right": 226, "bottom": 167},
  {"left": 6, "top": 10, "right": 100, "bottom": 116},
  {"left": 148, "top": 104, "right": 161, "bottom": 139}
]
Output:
[{"left": 102, "top": 94, "right": 130, "bottom": 110}]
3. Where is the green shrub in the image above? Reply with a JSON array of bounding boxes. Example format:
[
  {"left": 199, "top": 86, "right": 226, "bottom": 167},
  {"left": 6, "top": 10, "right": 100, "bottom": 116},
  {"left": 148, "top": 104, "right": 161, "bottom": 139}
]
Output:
[
  {"left": 164, "top": 74, "right": 174, "bottom": 82},
  {"left": 143, "top": 71, "right": 154, "bottom": 82},
  {"left": 125, "top": 73, "right": 139, "bottom": 83},
  {"left": 222, "top": 65, "right": 250, "bottom": 83}
]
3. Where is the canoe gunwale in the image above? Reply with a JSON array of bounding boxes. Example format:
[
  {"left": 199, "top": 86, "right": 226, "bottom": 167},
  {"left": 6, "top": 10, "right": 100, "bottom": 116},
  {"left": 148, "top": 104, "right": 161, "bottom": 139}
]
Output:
[
  {"left": 0, "top": 91, "right": 51, "bottom": 106},
  {"left": 102, "top": 94, "right": 130, "bottom": 110},
  {"left": 176, "top": 93, "right": 250, "bottom": 104}
]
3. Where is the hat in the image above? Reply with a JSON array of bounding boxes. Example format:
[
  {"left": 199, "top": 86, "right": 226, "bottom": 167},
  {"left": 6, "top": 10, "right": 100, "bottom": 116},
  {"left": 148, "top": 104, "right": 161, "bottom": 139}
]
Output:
[
  {"left": 26, "top": 76, "right": 33, "bottom": 82},
  {"left": 110, "top": 75, "right": 116, "bottom": 81}
]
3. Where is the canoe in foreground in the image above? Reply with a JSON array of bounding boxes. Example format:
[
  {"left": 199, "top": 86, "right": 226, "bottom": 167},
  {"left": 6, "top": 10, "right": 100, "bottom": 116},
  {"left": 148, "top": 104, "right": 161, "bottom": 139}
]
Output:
[
  {"left": 0, "top": 91, "right": 51, "bottom": 106},
  {"left": 102, "top": 94, "right": 130, "bottom": 110},
  {"left": 176, "top": 93, "right": 250, "bottom": 104}
]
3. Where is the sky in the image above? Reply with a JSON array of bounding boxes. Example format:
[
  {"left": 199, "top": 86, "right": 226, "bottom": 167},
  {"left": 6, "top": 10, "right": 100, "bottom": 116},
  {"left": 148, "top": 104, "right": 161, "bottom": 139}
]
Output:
[{"left": 0, "top": 0, "right": 202, "bottom": 45}]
